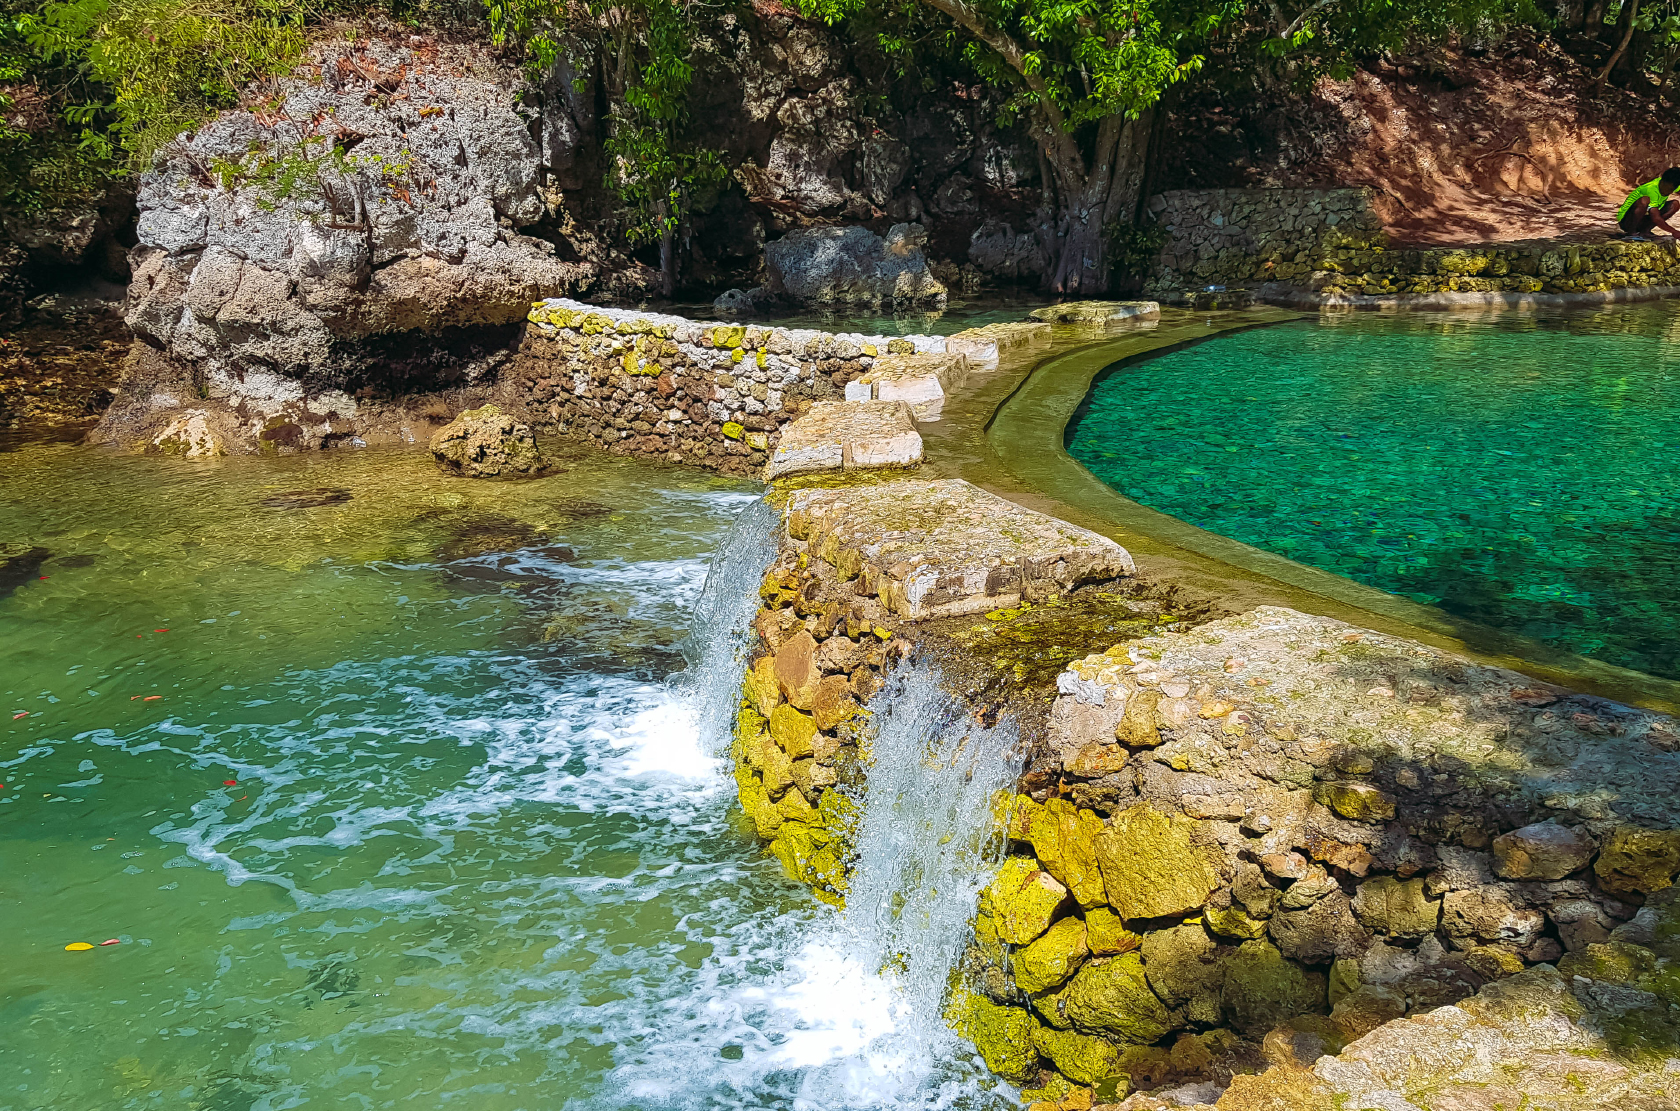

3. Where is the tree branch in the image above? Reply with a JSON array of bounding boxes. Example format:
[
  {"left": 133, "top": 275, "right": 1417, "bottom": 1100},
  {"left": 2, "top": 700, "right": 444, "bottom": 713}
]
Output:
[
  {"left": 1597, "top": 0, "right": 1640, "bottom": 90},
  {"left": 1279, "top": 0, "right": 1339, "bottom": 41},
  {"left": 915, "top": 0, "right": 1084, "bottom": 173}
]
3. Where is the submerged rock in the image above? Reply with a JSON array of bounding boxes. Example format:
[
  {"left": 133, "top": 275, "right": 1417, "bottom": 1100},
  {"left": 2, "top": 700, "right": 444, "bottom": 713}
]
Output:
[
  {"left": 1028, "top": 301, "right": 1160, "bottom": 326},
  {"left": 258, "top": 487, "right": 352, "bottom": 510},
  {"left": 428, "top": 405, "right": 553, "bottom": 479}
]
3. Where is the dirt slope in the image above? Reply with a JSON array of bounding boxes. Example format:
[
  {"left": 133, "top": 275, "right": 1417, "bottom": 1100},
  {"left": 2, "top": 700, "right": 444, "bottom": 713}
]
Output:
[{"left": 1162, "top": 34, "right": 1680, "bottom": 247}]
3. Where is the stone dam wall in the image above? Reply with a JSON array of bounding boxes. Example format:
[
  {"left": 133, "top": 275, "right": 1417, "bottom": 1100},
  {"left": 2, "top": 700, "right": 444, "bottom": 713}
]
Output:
[
  {"left": 724, "top": 377, "right": 1680, "bottom": 1108},
  {"left": 1144, "top": 186, "right": 1680, "bottom": 302}
]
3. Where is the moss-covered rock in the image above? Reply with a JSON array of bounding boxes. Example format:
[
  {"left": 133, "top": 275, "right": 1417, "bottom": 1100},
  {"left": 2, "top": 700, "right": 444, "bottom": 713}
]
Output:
[
  {"left": 1595, "top": 825, "right": 1680, "bottom": 895},
  {"left": 1115, "top": 690, "right": 1163, "bottom": 747},
  {"left": 1012, "top": 795, "right": 1108, "bottom": 909},
  {"left": 1016, "top": 916, "right": 1091, "bottom": 994},
  {"left": 1312, "top": 780, "right": 1396, "bottom": 822},
  {"left": 988, "top": 856, "right": 1073, "bottom": 945},
  {"left": 1057, "top": 952, "right": 1176, "bottom": 1043},
  {"left": 1557, "top": 942, "right": 1659, "bottom": 984},
  {"left": 1350, "top": 875, "right": 1440, "bottom": 939},
  {"left": 1093, "top": 804, "right": 1223, "bottom": 920},
  {"left": 769, "top": 703, "right": 817, "bottom": 759},
  {"left": 744, "top": 655, "right": 780, "bottom": 718},
  {"left": 947, "top": 988, "right": 1041, "bottom": 1082},
  {"left": 1142, "top": 922, "right": 1223, "bottom": 1025},
  {"left": 1204, "top": 904, "right": 1269, "bottom": 940},
  {"left": 1032, "top": 1025, "right": 1121, "bottom": 1086},
  {"left": 1220, "top": 938, "right": 1327, "bottom": 1035},
  {"left": 1084, "top": 907, "right": 1140, "bottom": 955}
]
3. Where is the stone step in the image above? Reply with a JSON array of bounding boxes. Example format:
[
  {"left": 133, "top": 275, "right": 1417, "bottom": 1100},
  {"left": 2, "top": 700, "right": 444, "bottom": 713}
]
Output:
[
  {"left": 843, "top": 351, "right": 969, "bottom": 420},
  {"left": 764, "top": 400, "right": 923, "bottom": 480}
]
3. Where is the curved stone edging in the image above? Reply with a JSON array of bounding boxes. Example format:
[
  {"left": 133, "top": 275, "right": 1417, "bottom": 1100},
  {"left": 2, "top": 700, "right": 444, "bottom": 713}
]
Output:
[
  {"left": 965, "top": 310, "right": 1680, "bottom": 716},
  {"left": 1257, "top": 280, "right": 1680, "bottom": 313}
]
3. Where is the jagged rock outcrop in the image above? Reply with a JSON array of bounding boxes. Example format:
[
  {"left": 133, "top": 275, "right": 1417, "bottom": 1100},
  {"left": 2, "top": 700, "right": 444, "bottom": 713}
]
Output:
[{"left": 123, "top": 40, "right": 584, "bottom": 389}]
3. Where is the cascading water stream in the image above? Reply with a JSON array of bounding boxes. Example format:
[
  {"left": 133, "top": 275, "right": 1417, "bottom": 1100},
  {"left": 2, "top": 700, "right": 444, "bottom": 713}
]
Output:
[
  {"left": 840, "top": 663, "right": 1025, "bottom": 1071},
  {"left": 679, "top": 494, "right": 779, "bottom": 755}
]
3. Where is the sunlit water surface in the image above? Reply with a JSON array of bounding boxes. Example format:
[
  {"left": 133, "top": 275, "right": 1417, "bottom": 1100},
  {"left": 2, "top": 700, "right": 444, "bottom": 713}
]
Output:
[
  {"left": 1067, "top": 302, "right": 1680, "bottom": 679},
  {"left": 0, "top": 442, "right": 1007, "bottom": 1110}
]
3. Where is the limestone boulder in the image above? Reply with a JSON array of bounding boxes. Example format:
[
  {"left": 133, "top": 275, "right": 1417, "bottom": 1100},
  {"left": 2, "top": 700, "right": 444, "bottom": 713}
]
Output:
[
  {"left": 1440, "top": 886, "right": 1546, "bottom": 948},
  {"left": 1028, "top": 301, "right": 1159, "bottom": 326},
  {"left": 773, "top": 631, "right": 823, "bottom": 709},
  {"left": 784, "top": 478, "right": 1134, "bottom": 619},
  {"left": 1492, "top": 820, "right": 1596, "bottom": 881},
  {"left": 762, "top": 223, "right": 947, "bottom": 308},
  {"left": 1056, "top": 952, "right": 1177, "bottom": 1044},
  {"left": 1015, "top": 916, "right": 1090, "bottom": 994},
  {"left": 429, "top": 405, "right": 553, "bottom": 479},
  {"left": 1269, "top": 890, "right": 1373, "bottom": 964},
  {"left": 987, "top": 856, "right": 1072, "bottom": 945},
  {"left": 1093, "top": 805, "right": 1224, "bottom": 920}
]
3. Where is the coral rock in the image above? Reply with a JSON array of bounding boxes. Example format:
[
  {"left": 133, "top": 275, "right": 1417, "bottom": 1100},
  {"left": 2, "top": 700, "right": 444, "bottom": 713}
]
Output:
[
  {"left": 429, "top": 405, "right": 553, "bottom": 479},
  {"left": 1492, "top": 820, "right": 1596, "bottom": 881}
]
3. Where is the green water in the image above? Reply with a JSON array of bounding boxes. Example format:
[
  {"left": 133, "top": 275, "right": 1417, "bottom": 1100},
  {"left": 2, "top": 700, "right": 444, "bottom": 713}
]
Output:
[
  {"left": 0, "top": 442, "right": 1001, "bottom": 1109},
  {"left": 1067, "top": 303, "right": 1680, "bottom": 681},
  {"left": 667, "top": 296, "right": 1052, "bottom": 338}
]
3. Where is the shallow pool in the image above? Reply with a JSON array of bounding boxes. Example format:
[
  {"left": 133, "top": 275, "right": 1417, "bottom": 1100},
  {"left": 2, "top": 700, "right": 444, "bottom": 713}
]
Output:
[
  {"left": 0, "top": 442, "right": 1004, "bottom": 1110},
  {"left": 1067, "top": 303, "right": 1680, "bottom": 681}
]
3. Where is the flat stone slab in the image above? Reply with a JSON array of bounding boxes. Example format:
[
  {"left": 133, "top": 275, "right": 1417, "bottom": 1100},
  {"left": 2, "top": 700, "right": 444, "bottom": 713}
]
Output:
[
  {"left": 784, "top": 478, "right": 1135, "bottom": 618},
  {"left": 764, "top": 400, "right": 922, "bottom": 480},
  {"left": 844, "top": 352, "right": 968, "bottom": 420},
  {"left": 945, "top": 322, "right": 1052, "bottom": 362},
  {"left": 1029, "top": 300, "right": 1161, "bottom": 326}
]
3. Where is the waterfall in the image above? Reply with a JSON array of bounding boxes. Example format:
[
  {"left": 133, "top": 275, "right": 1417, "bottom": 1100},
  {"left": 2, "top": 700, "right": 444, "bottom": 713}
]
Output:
[
  {"left": 680, "top": 494, "right": 778, "bottom": 755},
  {"left": 838, "top": 661, "right": 1025, "bottom": 1084}
]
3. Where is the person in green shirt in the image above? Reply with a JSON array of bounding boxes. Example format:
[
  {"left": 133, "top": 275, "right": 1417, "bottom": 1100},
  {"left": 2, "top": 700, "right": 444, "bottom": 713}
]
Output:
[{"left": 1618, "top": 167, "right": 1680, "bottom": 238}]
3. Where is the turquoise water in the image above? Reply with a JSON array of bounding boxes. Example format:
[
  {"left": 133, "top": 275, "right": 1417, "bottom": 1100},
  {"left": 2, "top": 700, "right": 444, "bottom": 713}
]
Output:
[
  {"left": 0, "top": 443, "right": 1005, "bottom": 1110},
  {"left": 1067, "top": 304, "right": 1680, "bottom": 680}
]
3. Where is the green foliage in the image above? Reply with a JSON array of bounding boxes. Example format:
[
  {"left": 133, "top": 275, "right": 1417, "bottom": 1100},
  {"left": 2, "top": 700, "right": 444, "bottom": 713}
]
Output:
[
  {"left": 1105, "top": 217, "right": 1167, "bottom": 278},
  {"left": 22, "top": 0, "right": 310, "bottom": 170},
  {"left": 0, "top": 0, "right": 116, "bottom": 208},
  {"left": 488, "top": 0, "right": 720, "bottom": 249}
]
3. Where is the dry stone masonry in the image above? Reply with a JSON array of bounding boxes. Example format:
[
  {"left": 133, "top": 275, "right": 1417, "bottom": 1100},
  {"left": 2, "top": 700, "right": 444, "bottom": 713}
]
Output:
[
  {"left": 1144, "top": 186, "right": 1680, "bottom": 304},
  {"left": 730, "top": 436, "right": 1680, "bottom": 1108}
]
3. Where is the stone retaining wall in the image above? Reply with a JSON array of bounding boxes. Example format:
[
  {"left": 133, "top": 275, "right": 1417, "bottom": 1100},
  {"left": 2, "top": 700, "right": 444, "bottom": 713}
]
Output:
[
  {"left": 1143, "top": 187, "right": 1680, "bottom": 302},
  {"left": 509, "top": 299, "right": 949, "bottom": 477},
  {"left": 1145, "top": 188, "right": 1386, "bottom": 290},
  {"left": 730, "top": 423, "right": 1680, "bottom": 1107}
]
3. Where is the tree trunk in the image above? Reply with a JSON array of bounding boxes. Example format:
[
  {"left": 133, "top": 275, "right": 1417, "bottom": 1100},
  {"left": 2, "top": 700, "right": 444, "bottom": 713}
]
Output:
[
  {"left": 1586, "top": 0, "right": 1609, "bottom": 39},
  {"left": 1039, "top": 111, "right": 1153, "bottom": 296},
  {"left": 659, "top": 211, "right": 676, "bottom": 297}
]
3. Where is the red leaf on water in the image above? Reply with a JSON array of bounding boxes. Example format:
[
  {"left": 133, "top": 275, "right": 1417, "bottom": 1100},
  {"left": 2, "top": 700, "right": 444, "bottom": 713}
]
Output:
[
  {"left": 99, "top": 939, "right": 120, "bottom": 946},
  {"left": 12, "top": 712, "right": 26, "bottom": 719},
  {"left": 223, "top": 780, "right": 237, "bottom": 786},
  {"left": 142, "top": 696, "right": 161, "bottom": 701},
  {"left": 155, "top": 628, "right": 168, "bottom": 633}
]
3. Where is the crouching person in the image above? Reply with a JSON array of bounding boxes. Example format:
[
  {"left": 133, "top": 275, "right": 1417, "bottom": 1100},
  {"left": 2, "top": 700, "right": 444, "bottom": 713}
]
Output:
[{"left": 1618, "top": 167, "right": 1680, "bottom": 238}]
